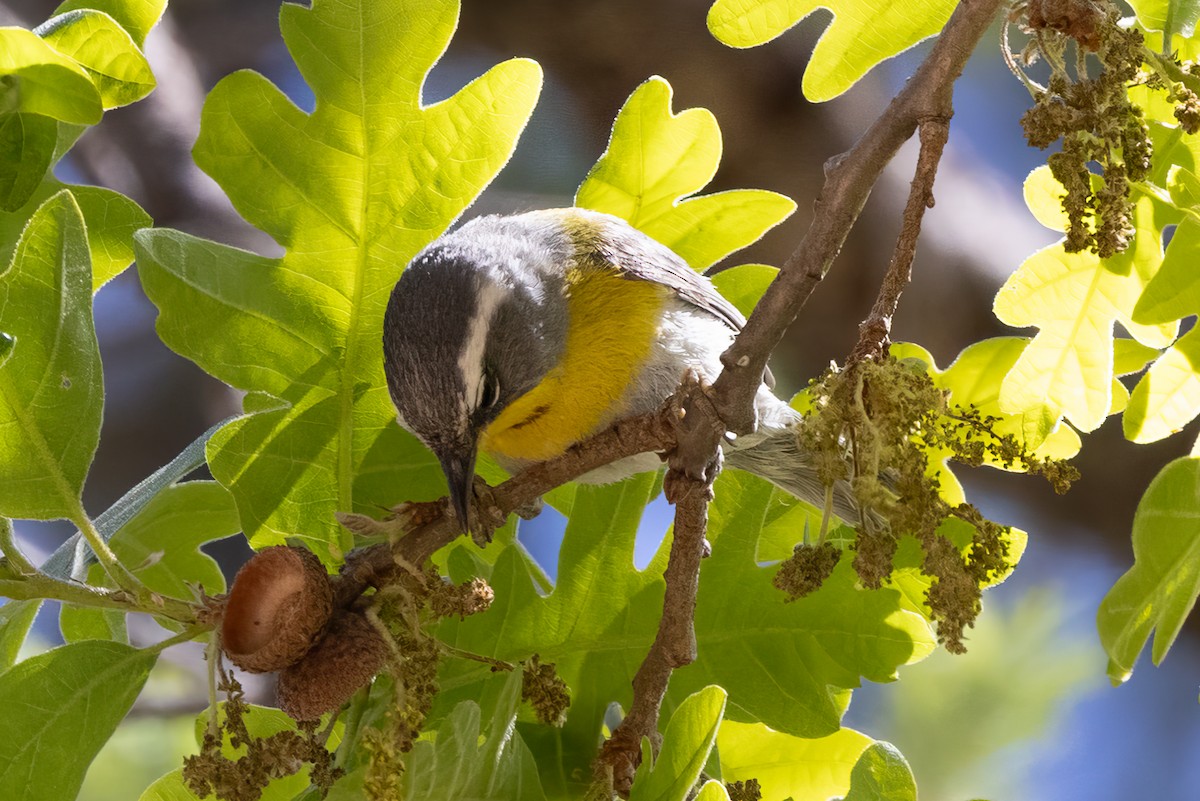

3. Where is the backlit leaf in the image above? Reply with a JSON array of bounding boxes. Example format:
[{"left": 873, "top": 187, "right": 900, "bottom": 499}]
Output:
[
  {"left": 717, "top": 721, "right": 873, "bottom": 801},
  {"left": 52, "top": 0, "right": 166, "bottom": 47},
  {"left": 1128, "top": 0, "right": 1200, "bottom": 42},
  {"left": 630, "top": 686, "right": 726, "bottom": 801},
  {"left": 136, "top": 0, "right": 542, "bottom": 562},
  {"left": 576, "top": 77, "right": 794, "bottom": 271},
  {"left": 0, "top": 598, "right": 39, "bottom": 671},
  {"left": 37, "top": 9, "right": 155, "bottom": 108},
  {"left": 0, "top": 27, "right": 101, "bottom": 124},
  {"left": 1124, "top": 326, "right": 1200, "bottom": 442},
  {"left": 1098, "top": 457, "right": 1200, "bottom": 683},
  {"left": 0, "top": 181, "right": 150, "bottom": 292},
  {"left": 0, "top": 112, "right": 55, "bottom": 212},
  {"left": 705, "top": 0, "right": 956, "bottom": 102},
  {"left": 995, "top": 196, "right": 1176, "bottom": 436},
  {"left": 711, "top": 263, "right": 777, "bottom": 318},
  {"left": 838, "top": 742, "right": 917, "bottom": 801}
]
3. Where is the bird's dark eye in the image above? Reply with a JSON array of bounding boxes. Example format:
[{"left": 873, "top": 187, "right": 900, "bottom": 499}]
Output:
[{"left": 480, "top": 371, "right": 501, "bottom": 410}]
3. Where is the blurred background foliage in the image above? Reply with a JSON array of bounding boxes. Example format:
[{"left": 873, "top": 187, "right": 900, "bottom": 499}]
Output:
[{"left": 0, "top": 0, "right": 1196, "bottom": 798}]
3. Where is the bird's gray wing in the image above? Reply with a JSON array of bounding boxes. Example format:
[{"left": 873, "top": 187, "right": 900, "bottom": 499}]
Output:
[{"left": 575, "top": 209, "right": 776, "bottom": 387}]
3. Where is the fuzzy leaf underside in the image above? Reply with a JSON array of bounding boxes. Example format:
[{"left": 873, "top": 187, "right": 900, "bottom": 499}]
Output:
[{"left": 0, "top": 190, "right": 100, "bottom": 521}]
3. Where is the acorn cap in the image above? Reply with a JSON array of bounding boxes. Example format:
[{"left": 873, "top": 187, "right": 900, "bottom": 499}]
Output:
[
  {"left": 221, "top": 546, "right": 334, "bottom": 673},
  {"left": 276, "top": 609, "right": 388, "bottom": 721}
]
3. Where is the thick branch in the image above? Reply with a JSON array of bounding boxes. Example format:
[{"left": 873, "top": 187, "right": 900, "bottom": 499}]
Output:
[
  {"left": 850, "top": 116, "right": 952, "bottom": 363},
  {"left": 592, "top": 376, "right": 720, "bottom": 796},
  {"left": 595, "top": 472, "right": 711, "bottom": 797},
  {"left": 711, "top": 0, "right": 1006, "bottom": 434}
]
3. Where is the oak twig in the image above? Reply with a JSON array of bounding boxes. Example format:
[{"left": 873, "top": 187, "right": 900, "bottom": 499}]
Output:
[
  {"left": 593, "top": 375, "right": 719, "bottom": 796},
  {"left": 850, "top": 116, "right": 952, "bottom": 364},
  {"left": 710, "top": 0, "right": 1006, "bottom": 435}
]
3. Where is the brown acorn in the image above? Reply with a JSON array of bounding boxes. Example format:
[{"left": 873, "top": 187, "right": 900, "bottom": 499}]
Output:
[
  {"left": 276, "top": 609, "right": 388, "bottom": 721},
  {"left": 220, "top": 546, "right": 334, "bottom": 673}
]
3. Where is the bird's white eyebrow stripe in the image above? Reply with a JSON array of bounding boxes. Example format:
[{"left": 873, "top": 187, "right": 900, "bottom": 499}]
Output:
[{"left": 457, "top": 280, "right": 504, "bottom": 419}]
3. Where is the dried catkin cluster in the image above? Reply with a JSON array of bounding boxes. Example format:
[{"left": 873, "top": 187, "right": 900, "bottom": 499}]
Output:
[
  {"left": 1008, "top": 0, "right": 1200, "bottom": 258},
  {"left": 780, "top": 358, "right": 1077, "bottom": 653}
]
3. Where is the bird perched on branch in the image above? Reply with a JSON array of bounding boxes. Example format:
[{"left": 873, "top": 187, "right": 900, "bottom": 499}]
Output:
[{"left": 382, "top": 208, "right": 858, "bottom": 531}]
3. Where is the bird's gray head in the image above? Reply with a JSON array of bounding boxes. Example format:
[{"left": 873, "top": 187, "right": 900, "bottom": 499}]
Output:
[{"left": 382, "top": 216, "right": 569, "bottom": 529}]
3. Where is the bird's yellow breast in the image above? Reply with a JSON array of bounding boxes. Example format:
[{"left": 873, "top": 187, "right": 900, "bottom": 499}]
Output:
[{"left": 480, "top": 267, "right": 667, "bottom": 463}]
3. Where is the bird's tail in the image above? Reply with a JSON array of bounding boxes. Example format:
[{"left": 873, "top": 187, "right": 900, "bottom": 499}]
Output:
[{"left": 724, "top": 404, "right": 865, "bottom": 526}]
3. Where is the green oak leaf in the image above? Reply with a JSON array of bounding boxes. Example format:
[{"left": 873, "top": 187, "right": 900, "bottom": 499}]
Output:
[
  {"left": 0, "top": 640, "right": 156, "bottom": 801},
  {"left": 0, "top": 598, "right": 39, "bottom": 671},
  {"left": 716, "top": 721, "right": 873, "bottom": 800},
  {"left": 0, "top": 1, "right": 154, "bottom": 239},
  {"left": 1166, "top": 164, "right": 1200, "bottom": 209},
  {"left": 1098, "top": 456, "right": 1200, "bottom": 684},
  {"left": 995, "top": 194, "right": 1176, "bottom": 436},
  {"left": 630, "top": 686, "right": 727, "bottom": 801},
  {"left": 60, "top": 481, "right": 236, "bottom": 639},
  {"left": 435, "top": 472, "right": 932, "bottom": 797},
  {"left": 59, "top": 601, "right": 126, "bottom": 643},
  {"left": 53, "top": 0, "right": 166, "bottom": 47},
  {"left": 1115, "top": 337, "right": 1161, "bottom": 376},
  {"left": 837, "top": 742, "right": 917, "bottom": 801},
  {"left": 1023, "top": 165, "right": 1071, "bottom": 232},
  {"left": 404, "top": 668, "right": 546, "bottom": 800},
  {"left": 705, "top": 0, "right": 956, "bottom": 102},
  {"left": 0, "top": 27, "right": 101, "bottom": 124},
  {"left": 0, "top": 179, "right": 151, "bottom": 291},
  {"left": 1128, "top": 0, "right": 1200, "bottom": 42},
  {"left": 694, "top": 782, "right": 732, "bottom": 801},
  {"left": 1124, "top": 326, "right": 1200, "bottom": 442},
  {"left": 0, "top": 112, "right": 56, "bottom": 212},
  {"left": 1134, "top": 217, "right": 1200, "bottom": 324},
  {"left": 0, "top": 190, "right": 102, "bottom": 522},
  {"left": 138, "top": 776, "right": 207, "bottom": 801},
  {"left": 135, "top": 0, "right": 542, "bottom": 562},
  {"left": 576, "top": 76, "right": 794, "bottom": 271},
  {"left": 710, "top": 263, "right": 777, "bottom": 318},
  {"left": 37, "top": 9, "right": 156, "bottom": 109}
]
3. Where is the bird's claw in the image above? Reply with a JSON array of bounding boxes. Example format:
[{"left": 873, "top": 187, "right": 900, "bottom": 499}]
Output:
[{"left": 467, "top": 476, "right": 507, "bottom": 547}]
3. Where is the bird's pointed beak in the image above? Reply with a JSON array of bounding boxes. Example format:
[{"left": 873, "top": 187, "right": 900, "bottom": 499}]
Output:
[{"left": 438, "top": 446, "right": 477, "bottom": 533}]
